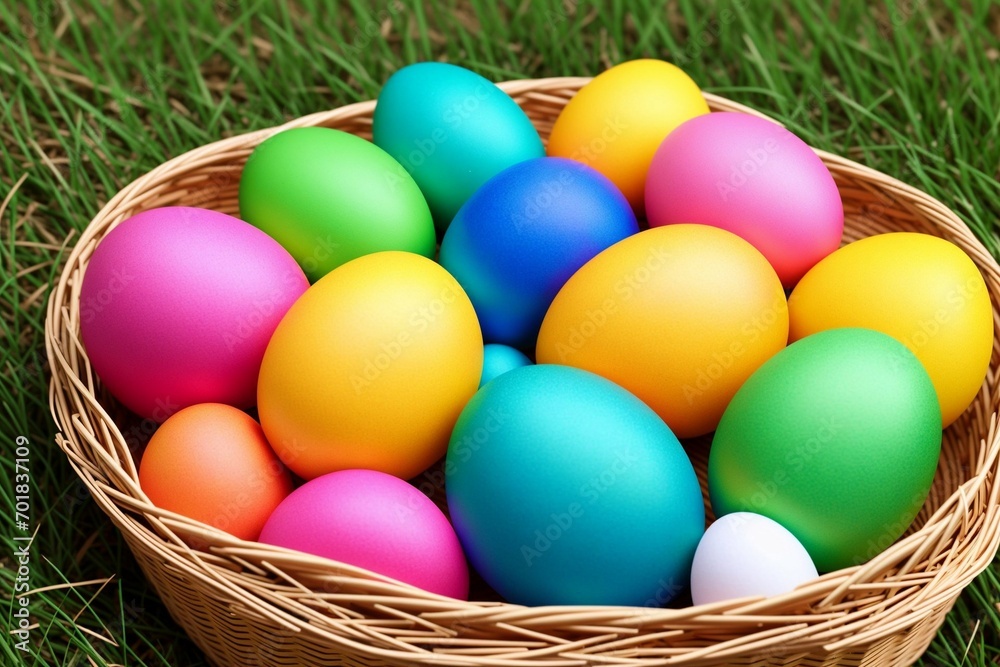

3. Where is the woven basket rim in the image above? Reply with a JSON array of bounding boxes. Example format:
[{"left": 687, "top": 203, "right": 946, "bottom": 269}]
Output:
[{"left": 44, "top": 76, "right": 1000, "bottom": 664}]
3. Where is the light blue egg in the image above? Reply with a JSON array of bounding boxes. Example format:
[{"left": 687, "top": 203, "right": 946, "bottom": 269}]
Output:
[
  {"left": 440, "top": 157, "right": 638, "bottom": 350},
  {"left": 373, "top": 62, "right": 544, "bottom": 231},
  {"left": 446, "top": 364, "right": 704, "bottom": 607},
  {"left": 480, "top": 344, "right": 532, "bottom": 387}
]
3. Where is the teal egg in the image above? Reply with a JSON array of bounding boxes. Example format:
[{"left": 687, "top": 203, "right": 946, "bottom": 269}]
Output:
[
  {"left": 480, "top": 344, "right": 532, "bottom": 387},
  {"left": 373, "top": 63, "right": 545, "bottom": 231},
  {"left": 446, "top": 364, "right": 704, "bottom": 606},
  {"left": 709, "top": 328, "right": 942, "bottom": 572}
]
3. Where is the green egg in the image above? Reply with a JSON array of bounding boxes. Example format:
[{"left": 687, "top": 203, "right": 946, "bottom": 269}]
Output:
[
  {"left": 709, "top": 327, "right": 942, "bottom": 572},
  {"left": 238, "top": 127, "right": 435, "bottom": 282}
]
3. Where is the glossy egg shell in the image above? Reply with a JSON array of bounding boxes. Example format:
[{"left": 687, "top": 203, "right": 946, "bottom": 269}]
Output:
[
  {"left": 480, "top": 344, "right": 532, "bottom": 387},
  {"left": 258, "top": 251, "right": 483, "bottom": 481},
  {"left": 789, "top": 232, "right": 993, "bottom": 427},
  {"left": 373, "top": 62, "right": 544, "bottom": 230},
  {"left": 79, "top": 206, "right": 308, "bottom": 421},
  {"left": 259, "top": 469, "right": 469, "bottom": 599},
  {"left": 645, "top": 112, "right": 844, "bottom": 287},
  {"left": 446, "top": 364, "right": 704, "bottom": 606},
  {"left": 547, "top": 59, "right": 709, "bottom": 214},
  {"left": 239, "top": 127, "right": 435, "bottom": 281},
  {"left": 139, "top": 403, "right": 293, "bottom": 541},
  {"left": 440, "top": 157, "right": 638, "bottom": 349},
  {"left": 709, "top": 328, "right": 942, "bottom": 572},
  {"left": 690, "top": 512, "right": 818, "bottom": 606},
  {"left": 537, "top": 224, "right": 788, "bottom": 438}
]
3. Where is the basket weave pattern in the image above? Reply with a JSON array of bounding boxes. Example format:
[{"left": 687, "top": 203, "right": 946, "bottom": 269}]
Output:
[{"left": 46, "top": 77, "right": 1000, "bottom": 666}]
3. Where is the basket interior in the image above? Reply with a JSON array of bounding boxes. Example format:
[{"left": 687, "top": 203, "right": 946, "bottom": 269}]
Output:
[
  {"left": 50, "top": 86, "right": 1000, "bottom": 664},
  {"left": 97, "top": 109, "right": 998, "bottom": 604}
]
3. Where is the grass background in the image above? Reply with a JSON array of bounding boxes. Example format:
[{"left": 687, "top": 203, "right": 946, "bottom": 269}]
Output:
[{"left": 1, "top": 0, "right": 999, "bottom": 664}]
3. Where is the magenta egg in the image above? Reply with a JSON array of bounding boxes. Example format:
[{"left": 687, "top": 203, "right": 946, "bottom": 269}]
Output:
[
  {"left": 259, "top": 469, "right": 469, "bottom": 599},
  {"left": 80, "top": 206, "right": 308, "bottom": 421},
  {"left": 645, "top": 112, "right": 843, "bottom": 287}
]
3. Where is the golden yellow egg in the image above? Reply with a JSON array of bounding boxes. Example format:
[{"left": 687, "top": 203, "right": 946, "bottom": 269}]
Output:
[
  {"left": 788, "top": 233, "right": 993, "bottom": 427},
  {"left": 547, "top": 59, "right": 709, "bottom": 215},
  {"left": 258, "top": 251, "right": 483, "bottom": 480},
  {"left": 537, "top": 224, "right": 788, "bottom": 438}
]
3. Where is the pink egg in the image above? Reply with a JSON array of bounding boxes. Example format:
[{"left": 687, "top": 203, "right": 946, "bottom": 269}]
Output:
[
  {"left": 80, "top": 206, "right": 308, "bottom": 421},
  {"left": 259, "top": 469, "right": 469, "bottom": 600},
  {"left": 645, "top": 112, "right": 843, "bottom": 287}
]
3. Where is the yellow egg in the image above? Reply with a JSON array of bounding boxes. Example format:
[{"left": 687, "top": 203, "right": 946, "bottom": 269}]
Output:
[
  {"left": 788, "top": 233, "right": 993, "bottom": 427},
  {"left": 536, "top": 225, "right": 788, "bottom": 438},
  {"left": 546, "top": 59, "right": 709, "bottom": 215},
  {"left": 258, "top": 251, "right": 483, "bottom": 480}
]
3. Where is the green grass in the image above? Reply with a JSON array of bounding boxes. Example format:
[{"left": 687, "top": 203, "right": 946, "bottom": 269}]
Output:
[{"left": 1, "top": 0, "right": 999, "bottom": 664}]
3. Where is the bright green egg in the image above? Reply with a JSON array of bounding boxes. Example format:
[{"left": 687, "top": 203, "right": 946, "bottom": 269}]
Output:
[
  {"left": 709, "top": 327, "right": 942, "bottom": 572},
  {"left": 238, "top": 127, "right": 435, "bottom": 282}
]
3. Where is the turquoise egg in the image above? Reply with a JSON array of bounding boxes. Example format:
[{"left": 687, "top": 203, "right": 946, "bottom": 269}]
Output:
[
  {"left": 373, "top": 63, "right": 544, "bottom": 231},
  {"left": 446, "top": 364, "right": 704, "bottom": 606},
  {"left": 480, "top": 344, "right": 532, "bottom": 387}
]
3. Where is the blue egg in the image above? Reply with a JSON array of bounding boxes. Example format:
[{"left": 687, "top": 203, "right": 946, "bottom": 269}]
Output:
[
  {"left": 446, "top": 365, "right": 704, "bottom": 607},
  {"left": 480, "top": 344, "right": 532, "bottom": 387},
  {"left": 373, "top": 63, "right": 544, "bottom": 231},
  {"left": 440, "top": 157, "right": 638, "bottom": 349}
]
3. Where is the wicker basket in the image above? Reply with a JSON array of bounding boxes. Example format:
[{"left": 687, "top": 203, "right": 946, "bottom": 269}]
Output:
[{"left": 46, "top": 77, "right": 1000, "bottom": 667}]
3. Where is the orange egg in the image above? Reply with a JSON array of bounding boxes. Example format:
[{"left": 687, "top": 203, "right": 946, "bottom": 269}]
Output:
[
  {"left": 536, "top": 225, "right": 788, "bottom": 438},
  {"left": 138, "top": 403, "right": 293, "bottom": 541}
]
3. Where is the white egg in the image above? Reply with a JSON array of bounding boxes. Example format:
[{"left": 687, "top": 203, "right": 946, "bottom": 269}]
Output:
[{"left": 691, "top": 512, "right": 818, "bottom": 606}]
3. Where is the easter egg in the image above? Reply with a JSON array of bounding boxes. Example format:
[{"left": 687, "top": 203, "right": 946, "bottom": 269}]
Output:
[
  {"left": 139, "top": 404, "right": 293, "bottom": 541},
  {"left": 709, "top": 328, "right": 942, "bottom": 572},
  {"left": 480, "top": 344, "right": 532, "bottom": 387},
  {"left": 239, "top": 127, "right": 435, "bottom": 281},
  {"left": 373, "top": 62, "right": 544, "bottom": 230},
  {"left": 690, "top": 512, "right": 817, "bottom": 606},
  {"left": 258, "top": 251, "right": 483, "bottom": 480},
  {"left": 536, "top": 224, "right": 788, "bottom": 438},
  {"left": 440, "top": 158, "right": 638, "bottom": 349},
  {"left": 645, "top": 112, "right": 844, "bottom": 287},
  {"left": 259, "top": 469, "right": 469, "bottom": 599},
  {"left": 80, "top": 207, "right": 309, "bottom": 421},
  {"left": 789, "top": 233, "right": 992, "bottom": 427},
  {"left": 446, "top": 365, "right": 704, "bottom": 607},
  {"left": 547, "top": 59, "right": 709, "bottom": 214}
]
